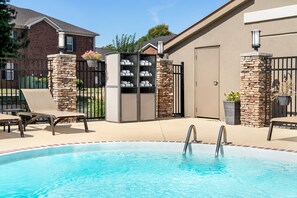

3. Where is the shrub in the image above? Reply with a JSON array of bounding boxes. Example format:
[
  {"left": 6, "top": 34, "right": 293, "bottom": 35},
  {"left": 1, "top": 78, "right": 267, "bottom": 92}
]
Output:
[
  {"left": 271, "top": 74, "right": 295, "bottom": 99},
  {"left": 81, "top": 50, "right": 102, "bottom": 60},
  {"left": 224, "top": 91, "right": 240, "bottom": 102},
  {"left": 76, "top": 78, "right": 84, "bottom": 90}
]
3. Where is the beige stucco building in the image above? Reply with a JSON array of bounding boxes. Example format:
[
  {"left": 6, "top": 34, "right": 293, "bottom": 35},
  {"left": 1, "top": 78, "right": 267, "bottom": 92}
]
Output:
[{"left": 165, "top": 0, "right": 297, "bottom": 120}]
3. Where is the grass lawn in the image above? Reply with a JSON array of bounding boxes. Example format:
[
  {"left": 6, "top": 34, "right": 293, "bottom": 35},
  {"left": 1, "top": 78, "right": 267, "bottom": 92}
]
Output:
[{"left": 0, "top": 89, "right": 18, "bottom": 95}]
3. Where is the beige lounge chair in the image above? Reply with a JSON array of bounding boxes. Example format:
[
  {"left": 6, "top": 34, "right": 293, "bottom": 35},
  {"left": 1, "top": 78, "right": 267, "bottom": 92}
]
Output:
[
  {"left": 267, "top": 117, "right": 297, "bottom": 141},
  {"left": 20, "top": 89, "right": 88, "bottom": 135},
  {"left": 0, "top": 113, "right": 24, "bottom": 137}
]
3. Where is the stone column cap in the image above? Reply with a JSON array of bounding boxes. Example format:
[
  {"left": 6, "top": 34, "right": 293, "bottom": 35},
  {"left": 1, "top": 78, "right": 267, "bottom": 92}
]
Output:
[
  {"left": 240, "top": 51, "right": 273, "bottom": 57},
  {"left": 158, "top": 59, "right": 173, "bottom": 64},
  {"left": 47, "top": 53, "right": 77, "bottom": 58}
]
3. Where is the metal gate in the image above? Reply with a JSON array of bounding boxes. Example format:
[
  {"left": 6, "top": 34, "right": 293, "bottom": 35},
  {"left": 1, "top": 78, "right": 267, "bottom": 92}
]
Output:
[
  {"left": 173, "top": 62, "right": 184, "bottom": 117},
  {"left": 265, "top": 56, "right": 297, "bottom": 125},
  {"left": 76, "top": 60, "right": 105, "bottom": 119}
]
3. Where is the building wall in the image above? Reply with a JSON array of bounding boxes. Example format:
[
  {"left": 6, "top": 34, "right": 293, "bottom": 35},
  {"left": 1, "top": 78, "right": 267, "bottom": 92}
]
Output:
[
  {"left": 166, "top": 0, "right": 297, "bottom": 119},
  {"left": 26, "top": 20, "right": 58, "bottom": 60},
  {"left": 67, "top": 34, "right": 94, "bottom": 60},
  {"left": 143, "top": 46, "right": 157, "bottom": 54},
  {"left": 17, "top": 20, "right": 94, "bottom": 60}
]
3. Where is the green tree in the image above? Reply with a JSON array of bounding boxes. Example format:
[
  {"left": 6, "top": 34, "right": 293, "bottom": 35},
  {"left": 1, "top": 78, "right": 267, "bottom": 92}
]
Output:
[
  {"left": 103, "top": 44, "right": 115, "bottom": 51},
  {"left": 146, "top": 24, "right": 172, "bottom": 40},
  {"left": 0, "top": 0, "right": 29, "bottom": 58},
  {"left": 137, "top": 24, "right": 172, "bottom": 44},
  {"left": 106, "top": 34, "right": 139, "bottom": 53},
  {"left": 137, "top": 35, "right": 148, "bottom": 45},
  {"left": 103, "top": 24, "right": 172, "bottom": 52}
]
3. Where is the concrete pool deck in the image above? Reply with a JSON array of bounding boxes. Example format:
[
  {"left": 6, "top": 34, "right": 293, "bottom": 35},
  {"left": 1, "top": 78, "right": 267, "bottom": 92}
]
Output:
[{"left": 0, "top": 118, "right": 297, "bottom": 153}]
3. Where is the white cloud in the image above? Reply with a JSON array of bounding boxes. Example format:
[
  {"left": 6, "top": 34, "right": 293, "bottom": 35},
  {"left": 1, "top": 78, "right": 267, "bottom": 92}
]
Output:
[{"left": 148, "top": 1, "right": 177, "bottom": 24}]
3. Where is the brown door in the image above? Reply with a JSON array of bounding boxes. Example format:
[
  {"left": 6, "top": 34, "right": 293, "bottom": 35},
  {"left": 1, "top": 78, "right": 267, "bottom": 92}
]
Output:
[{"left": 195, "top": 46, "right": 220, "bottom": 118}]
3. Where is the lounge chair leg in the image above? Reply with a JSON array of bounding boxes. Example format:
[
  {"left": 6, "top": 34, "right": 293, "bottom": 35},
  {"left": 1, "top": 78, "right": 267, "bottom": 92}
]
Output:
[
  {"left": 23, "top": 115, "right": 40, "bottom": 131},
  {"left": 53, "top": 118, "right": 65, "bottom": 126},
  {"left": 18, "top": 120, "right": 24, "bottom": 138},
  {"left": 8, "top": 122, "right": 11, "bottom": 133},
  {"left": 267, "top": 121, "right": 274, "bottom": 141},
  {"left": 83, "top": 117, "right": 89, "bottom": 132},
  {"left": 50, "top": 116, "right": 55, "bottom": 135}
]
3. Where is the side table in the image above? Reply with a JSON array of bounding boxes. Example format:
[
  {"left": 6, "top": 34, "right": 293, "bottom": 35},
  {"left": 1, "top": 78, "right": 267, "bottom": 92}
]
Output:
[{"left": 2, "top": 108, "right": 26, "bottom": 132}]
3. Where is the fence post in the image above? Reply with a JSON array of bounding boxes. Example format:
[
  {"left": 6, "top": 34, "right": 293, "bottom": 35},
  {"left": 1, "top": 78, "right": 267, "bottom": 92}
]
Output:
[
  {"left": 180, "top": 62, "right": 185, "bottom": 117},
  {"left": 240, "top": 52, "right": 272, "bottom": 127},
  {"left": 156, "top": 59, "right": 174, "bottom": 118},
  {"left": 47, "top": 53, "right": 77, "bottom": 122}
]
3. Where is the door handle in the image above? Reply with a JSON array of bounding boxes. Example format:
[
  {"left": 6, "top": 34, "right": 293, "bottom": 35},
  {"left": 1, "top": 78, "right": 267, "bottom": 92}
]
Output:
[{"left": 213, "top": 80, "right": 219, "bottom": 86}]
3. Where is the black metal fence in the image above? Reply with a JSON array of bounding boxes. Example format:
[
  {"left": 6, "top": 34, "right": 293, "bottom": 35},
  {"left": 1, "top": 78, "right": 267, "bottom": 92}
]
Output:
[
  {"left": 0, "top": 58, "right": 105, "bottom": 120},
  {"left": 0, "top": 58, "right": 50, "bottom": 111},
  {"left": 76, "top": 60, "right": 105, "bottom": 119},
  {"left": 173, "top": 62, "right": 184, "bottom": 117},
  {"left": 265, "top": 56, "right": 297, "bottom": 125},
  {"left": 0, "top": 57, "right": 182, "bottom": 120}
]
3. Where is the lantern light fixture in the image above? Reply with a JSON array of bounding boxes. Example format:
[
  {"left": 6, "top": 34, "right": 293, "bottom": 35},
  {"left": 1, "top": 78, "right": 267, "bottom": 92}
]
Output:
[
  {"left": 58, "top": 32, "right": 65, "bottom": 53},
  {"left": 157, "top": 41, "right": 164, "bottom": 58},
  {"left": 251, "top": 29, "right": 261, "bottom": 51}
]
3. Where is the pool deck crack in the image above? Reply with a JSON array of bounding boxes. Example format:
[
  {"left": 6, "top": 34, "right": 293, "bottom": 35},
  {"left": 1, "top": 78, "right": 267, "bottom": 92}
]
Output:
[{"left": 158, "top": 121, "right": 166, "bottom": 141}]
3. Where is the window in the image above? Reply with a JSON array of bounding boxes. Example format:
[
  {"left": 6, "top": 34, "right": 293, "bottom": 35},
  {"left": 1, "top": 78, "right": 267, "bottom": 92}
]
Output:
[
  {"left": 2, "top": 63, "right": 15, "bottom": 80},
  {"left": 11, "top": 30, "right": 17, "bottom": 40},
  {"left": 66, "top": 36, "right": 74, "bottom": 52}
]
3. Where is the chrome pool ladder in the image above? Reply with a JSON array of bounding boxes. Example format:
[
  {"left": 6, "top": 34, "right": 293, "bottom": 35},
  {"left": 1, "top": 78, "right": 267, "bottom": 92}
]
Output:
[
  {"left": 215, "top": 125, "right": 232, "bottom": 157},
  {"left": 183, "top": 125, "right": 201, "bottom": 154}
]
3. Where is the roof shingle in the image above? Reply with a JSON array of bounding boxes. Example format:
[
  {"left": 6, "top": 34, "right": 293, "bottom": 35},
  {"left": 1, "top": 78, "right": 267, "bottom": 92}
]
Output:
[{"left": 10, "top": 5, "right": 98, "bottom": 37}]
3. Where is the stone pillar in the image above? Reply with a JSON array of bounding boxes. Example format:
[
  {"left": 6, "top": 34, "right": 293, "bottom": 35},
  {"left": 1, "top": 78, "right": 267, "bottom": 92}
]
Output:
[
  {"left": 47, "top": 54, "right": 77, "bottom": 122},
  {"left": 156, "top": 59, "right": 174, "bottom": 118},
  {"left": 240, "top": 52, "right": 272, "bottom": 127}
]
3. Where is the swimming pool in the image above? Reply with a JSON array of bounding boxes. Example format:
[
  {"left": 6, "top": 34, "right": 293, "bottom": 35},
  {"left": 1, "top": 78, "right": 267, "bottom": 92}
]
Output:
[{"left": 0, "top": 142, "right": 297, "bottom": 197}]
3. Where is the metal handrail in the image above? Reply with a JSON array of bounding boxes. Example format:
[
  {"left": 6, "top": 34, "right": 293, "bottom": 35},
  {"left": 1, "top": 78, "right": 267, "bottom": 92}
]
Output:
[
  {"left": 182, "top": 125, "right": 201, "bottom": 154},
  {"left": 215, "top": 125, "right": 231, "bottom": 157}
]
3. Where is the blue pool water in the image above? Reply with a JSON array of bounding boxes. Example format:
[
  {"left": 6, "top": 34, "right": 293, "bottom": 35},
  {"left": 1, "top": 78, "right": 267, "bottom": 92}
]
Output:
[{"left": 0, "top": 143, "right": 297, "bottom": 197}]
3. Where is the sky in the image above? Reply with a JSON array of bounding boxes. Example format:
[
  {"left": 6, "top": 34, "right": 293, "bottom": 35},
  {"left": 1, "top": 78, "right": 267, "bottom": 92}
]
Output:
[{"left": 10, "top": 0, "right": 229, "bottom": 47}]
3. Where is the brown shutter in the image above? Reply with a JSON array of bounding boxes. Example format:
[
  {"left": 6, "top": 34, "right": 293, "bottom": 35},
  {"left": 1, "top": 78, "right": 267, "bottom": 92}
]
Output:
[{"left": 73, "top": 37, "right": 76, "bottom": 52}]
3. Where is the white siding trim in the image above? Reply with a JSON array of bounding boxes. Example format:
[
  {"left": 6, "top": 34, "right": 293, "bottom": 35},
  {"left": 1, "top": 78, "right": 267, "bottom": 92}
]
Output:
[
  {"left": 25, "top": 16, "right": 62, "bottom": 31},
  {"left": 139, "top": 43, "right": 157, "bottom": 52},
  {"left": 244, "top": 4, "right": 297, "bottom": 24}
]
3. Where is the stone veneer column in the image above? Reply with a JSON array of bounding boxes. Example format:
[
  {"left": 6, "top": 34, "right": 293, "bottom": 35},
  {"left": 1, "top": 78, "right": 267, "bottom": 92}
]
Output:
[
  {"left": 240, "top": 52, "right": 272, "bottom": 127},
  {"left": 47, "top": 54, "right": 77, "bottom": 122},
  {"left": 156, "top": 59, "right": 174, "bottom": 118}
]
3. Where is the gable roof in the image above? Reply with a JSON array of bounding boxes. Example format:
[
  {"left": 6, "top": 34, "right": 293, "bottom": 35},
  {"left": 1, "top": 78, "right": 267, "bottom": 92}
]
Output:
[
  {"left": 10, "top": 5, "right": 99, "bottom": 37},
  {"left": 139, "top": 34, "right": 176, "bottom": 51},
  {"left": 165, "top": 0, "right": 250, "bottom": 50}
]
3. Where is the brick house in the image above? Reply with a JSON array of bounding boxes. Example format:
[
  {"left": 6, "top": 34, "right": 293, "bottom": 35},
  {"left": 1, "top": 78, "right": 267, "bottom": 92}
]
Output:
[
  {"left": 139, "top": 35, "right": 176, "bottom": 54},
  {"left": 1, "top": 5, "right": 99, "bottom": 88},
  {"left": 11, "top": 5, "right": 98, "bottom": 60}
]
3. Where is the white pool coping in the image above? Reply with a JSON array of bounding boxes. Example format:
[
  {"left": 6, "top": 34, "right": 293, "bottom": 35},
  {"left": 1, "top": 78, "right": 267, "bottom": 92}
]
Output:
[{"left": 1, "top": 142, "right": 297, "bottom": 165}]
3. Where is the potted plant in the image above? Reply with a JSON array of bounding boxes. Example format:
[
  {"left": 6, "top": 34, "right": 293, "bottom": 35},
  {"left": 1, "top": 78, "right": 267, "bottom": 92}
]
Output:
[
  {"left": 271, "top": 74, "right": 295, "bottom": 106},
  {"left": 82, "top": 50, "right": 102, "bottom": 67},
  {"left": 223, "top": 91, "right": 240, "bottom": 125}
]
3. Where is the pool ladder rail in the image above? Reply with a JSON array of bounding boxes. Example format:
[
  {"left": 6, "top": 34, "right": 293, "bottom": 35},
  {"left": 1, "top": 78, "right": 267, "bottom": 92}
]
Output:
[
  {"left": 182, "top": 124, "right": 232, "bottom": 157},
  {"left": 215, "top": 125, "right": 232, "bottom": 157},
  {"left": 182, "top": 124, "right": 202, "bottom": 155}
]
